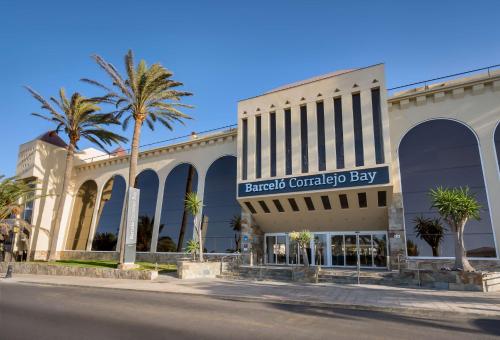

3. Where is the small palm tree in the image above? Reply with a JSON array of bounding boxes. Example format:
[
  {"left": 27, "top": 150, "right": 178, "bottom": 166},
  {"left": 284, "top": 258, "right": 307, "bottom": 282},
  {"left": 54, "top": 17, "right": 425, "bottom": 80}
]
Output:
[
  {"left": 430, "top": 187, "right": 481, "bottom": 271},
  {"left": 413, "top": 216, "right": 445, "bottom": 257},
  {"left": 185, "top": 239, "right": 199, "bottom": 261},
  {"left": 82, "top": 50, "right": 193, "bottom": 265},
  {"left": 289, "top": 230, "right": 312, "bottom": 267},
  {"left": 185, "top": 192, "right": 203, "bottom": 262},
  {"left": 230, "top": 215, "right": 242, "bottom": 252},
  {"left": 26, "top": 87, "right": 127, "bottom": 260}
]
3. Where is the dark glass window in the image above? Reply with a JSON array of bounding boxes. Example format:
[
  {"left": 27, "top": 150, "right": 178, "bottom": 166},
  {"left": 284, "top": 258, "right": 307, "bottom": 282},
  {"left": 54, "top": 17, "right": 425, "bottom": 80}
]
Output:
[
  {"left": 495, "top": 124, "right": 500, "bottom": 170},
  {"left": 244, "top": 202, "right": 257, "bottom": 214},
  {"left": 273, "top": 199, "right": 284, "bottom": 212},
  {"left": 304, "top": 197, "right": 315, "bottom": 211},
  {"left": 334, "top": 97, "right": 345, "bottom": 169},
  {"left": 66, "top": 180, "right": 97, "bottom": 250},
  {"left": 92, "top": 175, "right": 126, "bottom": 251},
  {"left": 358, "top": 192, "right": 367, "bottom": 208},
  {"left": 339, "top": 194, "right": 349, "bottom": 209},
  {"left": 371, "top": 88, "right": 385, "bottom": 164},
  {"left": 400, "top": 120, "right": 496, "bottom": 258},
  {"left": 377, "top": 191, "right": 387, "bottom": 207},
  {"left": 242, "top": 119, "right": 248, "bottom": 180},
  {"left": 255, "top": 116, "right": 262, "bottom": 178},
  {"left": 258, "top": 201, "right": 270, "bottom": 213},
  {"left": 317, "top": 101, "right": 326, "bottom": 171},
  {"left": 157, "top": 164, "right": 198, "bottom": 252},
  {"left": 300, "top": 105, "right": 309, "bottom": 173},
  {"left": 321, "top": 196, "right": 332, "bottom": 210},
  {"left": 269, "top": 112, "right": 277, "bottom": 177},
  {"left": 135, "top": 170, "right": 159, "bottom": 252},
  {"left": 352, "top": 93, "right": 364, "bottom": 166},
  {"left": 203, "top": 156, "right": 241, "bottom": 253},
  {"left": 285, "top": 108, "right": 292, "bottom": 175},
  {"left": 288, "top": 198, "right": 299, "bottom": 212}
]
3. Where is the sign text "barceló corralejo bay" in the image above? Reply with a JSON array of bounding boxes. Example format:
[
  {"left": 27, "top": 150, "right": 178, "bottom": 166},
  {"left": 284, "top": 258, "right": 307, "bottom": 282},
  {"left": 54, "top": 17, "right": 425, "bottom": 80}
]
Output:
[{"left": 238, "top": 166, "right": 390, "bottom": 197}]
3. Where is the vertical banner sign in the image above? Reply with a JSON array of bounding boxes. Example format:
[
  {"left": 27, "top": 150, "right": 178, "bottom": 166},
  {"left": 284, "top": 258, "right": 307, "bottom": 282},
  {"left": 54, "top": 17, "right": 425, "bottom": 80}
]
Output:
[{"left": 124, "top": 187, "right": 140, "bottom": 264}]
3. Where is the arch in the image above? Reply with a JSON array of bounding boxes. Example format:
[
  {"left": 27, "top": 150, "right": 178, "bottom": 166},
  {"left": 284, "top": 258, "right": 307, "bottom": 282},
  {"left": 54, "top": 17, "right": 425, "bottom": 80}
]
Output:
[
  {"left": 65, "top": 180, "right": 98, "bottom": 250},
  {"left": 202, "top": 156, "right": 241, "bottom": 253},
  {"left": 91, "top": 175, "right": 126, "bottom": 251},
  {"left": 157, "top": 163, "right": 199, "bottom": 252},
  {"left": 135, "top": 169, "right": 159, "bottom": 251},
  {"left": 495, "top": 121, "right": 500, "bottom": 176},
  {"left": 399, "top": 119, "right": 496, "bottom": 258}
]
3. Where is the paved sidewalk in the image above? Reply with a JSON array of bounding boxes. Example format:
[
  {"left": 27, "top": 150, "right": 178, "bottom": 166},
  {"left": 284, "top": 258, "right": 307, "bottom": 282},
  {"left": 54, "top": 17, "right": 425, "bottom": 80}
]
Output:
[{"left": 2, "top": 274, "right": 500, "bottom": 317}]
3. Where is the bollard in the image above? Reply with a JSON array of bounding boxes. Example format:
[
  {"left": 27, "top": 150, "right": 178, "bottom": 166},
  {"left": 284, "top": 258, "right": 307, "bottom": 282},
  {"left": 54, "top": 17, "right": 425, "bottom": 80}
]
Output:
[{"left": 5, "top": 264, "right": 13, "bottom": 278}]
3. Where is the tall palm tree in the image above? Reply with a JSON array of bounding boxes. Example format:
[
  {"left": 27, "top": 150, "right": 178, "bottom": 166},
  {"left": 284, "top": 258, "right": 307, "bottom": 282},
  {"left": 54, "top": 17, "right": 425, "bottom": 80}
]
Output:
[
  {"left": 185, "top": 192, "right": 203, "bottom": 262},
  {"left": 26, "top": 87, "right": 127, "bottom": 261},
  {"left": 430, "top": 187, "right": 481, "bottom": 271},
  {"left": 82, "top": 50, "right": 193, "bottom": 264},
  {"left": 413, "top": 216, "right": 445, "bottom": 257}
]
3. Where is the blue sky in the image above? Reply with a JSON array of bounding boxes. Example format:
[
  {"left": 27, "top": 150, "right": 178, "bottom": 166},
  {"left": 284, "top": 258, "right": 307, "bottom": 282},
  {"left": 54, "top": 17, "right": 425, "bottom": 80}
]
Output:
[{"left": 1, "top": 0, "right": 499, "bottom": 176}]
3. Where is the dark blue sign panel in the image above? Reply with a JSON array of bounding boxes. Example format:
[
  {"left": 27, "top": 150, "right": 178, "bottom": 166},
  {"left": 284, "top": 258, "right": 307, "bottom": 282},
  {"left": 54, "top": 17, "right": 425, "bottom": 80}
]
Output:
[{"left": 238, "top": 166, "right": 389, "bottom": 197}]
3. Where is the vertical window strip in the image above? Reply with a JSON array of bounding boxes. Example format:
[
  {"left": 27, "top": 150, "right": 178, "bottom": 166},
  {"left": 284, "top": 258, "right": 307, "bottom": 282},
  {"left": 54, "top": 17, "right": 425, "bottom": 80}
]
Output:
[
  {"left": 285, "top": 108, "right": 292, "bottom": 175},
  {"left": 255, "top": 116, "right": 262, "bottom": 178},
  {"left": 352, "top": 93, "right": 364, "bottom": 167},
  {"left": 316, "top": 101, "right": 326, "bottom": 171},
  {"left": 300, "top": 105, "right": 309, "bottom": 173},
  {"left": 242, "top": 119, "right": 248, "bottom": 180},
  {"left": 371, "top": 88, "right": 385, "bottom": 164},
  {"left": 334, "top": 97, "right": 344, "bottom": 169},
  {"left": 269, "top": 112, "right": 277, "bottom": 177}
]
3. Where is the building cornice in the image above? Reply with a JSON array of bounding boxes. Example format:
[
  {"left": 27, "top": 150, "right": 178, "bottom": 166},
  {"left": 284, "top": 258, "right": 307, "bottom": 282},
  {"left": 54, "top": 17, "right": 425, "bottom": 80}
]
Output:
[{"left": 74, "top": 129, "right": 237, "bottom": 173}]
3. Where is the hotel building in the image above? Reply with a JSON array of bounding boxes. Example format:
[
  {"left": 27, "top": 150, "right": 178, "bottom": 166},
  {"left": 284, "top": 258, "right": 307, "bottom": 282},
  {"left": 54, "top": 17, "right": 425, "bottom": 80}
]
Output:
[{"left": 14, "top": 64, "right": 500, "bottom": 268}]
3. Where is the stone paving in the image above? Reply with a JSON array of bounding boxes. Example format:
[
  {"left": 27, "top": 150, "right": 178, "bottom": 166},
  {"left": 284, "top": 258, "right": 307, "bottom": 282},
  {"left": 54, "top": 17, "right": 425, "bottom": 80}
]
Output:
[{"left": 2, "top": 273, "right": 500, "bottom": 317}]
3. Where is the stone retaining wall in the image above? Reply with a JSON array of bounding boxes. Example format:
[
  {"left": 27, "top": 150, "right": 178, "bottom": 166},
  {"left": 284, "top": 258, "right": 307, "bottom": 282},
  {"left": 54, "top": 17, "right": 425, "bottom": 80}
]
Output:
[
  {"left": 0, "top": 262, "right": 157, "bottom": 280},
  {"left": 177, "top": 261, "right": 221, "bottom": 279},
  {"left": 399, "top": 269, "right": 500, "bottom": 292}
]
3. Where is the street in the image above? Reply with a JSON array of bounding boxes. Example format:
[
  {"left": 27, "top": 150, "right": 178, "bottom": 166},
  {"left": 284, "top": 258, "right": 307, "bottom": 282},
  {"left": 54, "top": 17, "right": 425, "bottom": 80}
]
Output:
[{"left": 0, "top": 282, "right": 499, "bottom": 340}]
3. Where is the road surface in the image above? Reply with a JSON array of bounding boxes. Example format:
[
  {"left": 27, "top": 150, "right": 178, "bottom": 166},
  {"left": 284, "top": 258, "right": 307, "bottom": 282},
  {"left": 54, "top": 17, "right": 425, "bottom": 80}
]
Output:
[{"left": 0, "top": 282, "right": 499, "bottom": 339}]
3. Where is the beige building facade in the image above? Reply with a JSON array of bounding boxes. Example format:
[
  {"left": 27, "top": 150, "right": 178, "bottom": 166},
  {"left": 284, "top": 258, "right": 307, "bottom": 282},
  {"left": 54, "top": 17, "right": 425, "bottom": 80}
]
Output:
[{"left": 14, "top": 64, "right": 500, "bottom": 268}]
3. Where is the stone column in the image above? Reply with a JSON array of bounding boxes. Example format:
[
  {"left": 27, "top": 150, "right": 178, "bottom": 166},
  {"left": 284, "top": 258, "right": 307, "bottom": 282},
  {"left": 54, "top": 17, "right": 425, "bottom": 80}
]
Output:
[
  {"left": 241, "top": 211, "right": 263, "bottom": 265},
  {"left": 388, "top": 192, "right": 405, "bottom": 269}
]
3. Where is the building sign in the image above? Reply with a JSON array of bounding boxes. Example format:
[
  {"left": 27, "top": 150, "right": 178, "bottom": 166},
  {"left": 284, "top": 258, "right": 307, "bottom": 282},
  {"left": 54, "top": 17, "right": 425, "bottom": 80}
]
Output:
[
  {"left": 124, "top": 187, "right": 140, "bottom": 263},
  {"left": 238, "top": 166, "right": 389, "bottom": 197}
]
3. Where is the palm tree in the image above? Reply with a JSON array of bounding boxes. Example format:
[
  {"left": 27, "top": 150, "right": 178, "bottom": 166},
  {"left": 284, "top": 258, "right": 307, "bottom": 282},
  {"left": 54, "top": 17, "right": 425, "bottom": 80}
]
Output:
[
  {"left": 413, "top": 216, "right": 445, "bottom": 257},
  {"left": 289, "top": 230, "right": 312, "bottom": 267},
  {"left": 26, "top": 87, "right": 127, "bottom": 261},
  {"left": 185, "top": 192, "right": 203, "bottom": 262},
  {"left": 82, "top": 50, "right": 193, "bottom": 265},
  {"left": 230, "top": 215, "right": 242, "bottom": 252},
  {"left": 430, "top": 187, "right": 481, "bottom": 271}
]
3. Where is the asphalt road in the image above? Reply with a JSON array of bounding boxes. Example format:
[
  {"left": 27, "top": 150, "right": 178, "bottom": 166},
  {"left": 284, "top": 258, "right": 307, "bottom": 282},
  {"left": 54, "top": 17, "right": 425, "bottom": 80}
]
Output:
[{"left": 0, "top": 282, "right": 499, "bottom": 340}]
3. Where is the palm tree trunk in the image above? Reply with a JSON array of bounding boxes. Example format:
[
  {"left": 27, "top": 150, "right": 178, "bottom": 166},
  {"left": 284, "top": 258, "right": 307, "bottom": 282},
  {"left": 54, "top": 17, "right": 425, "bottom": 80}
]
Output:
[
  {"left": 196, "top": 215, "right": 204, "bottom": 262},
  {"left": 431, "top": 246, "right": 439, "bottom": 257},
  {"left": 48, "top": 143, "right": 75, "bottom": 261},
  {"left": 301, "top": 246, "right": 309, "bottom": 267},
  {"left": 119, "top": 118, "right": 142, "bottom": 265},
  {"left": 454, "top": 220, "right": 474, "bottom": 271}
]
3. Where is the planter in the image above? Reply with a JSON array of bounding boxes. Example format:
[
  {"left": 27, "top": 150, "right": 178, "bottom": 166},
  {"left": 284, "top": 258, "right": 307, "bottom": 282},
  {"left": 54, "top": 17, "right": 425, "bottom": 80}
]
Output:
[
  {"left": 177, "top": 260, "right": 221, "bottom": 279},
  {"left": 0, "top": 262, "right": 158, "bottom": 280}
]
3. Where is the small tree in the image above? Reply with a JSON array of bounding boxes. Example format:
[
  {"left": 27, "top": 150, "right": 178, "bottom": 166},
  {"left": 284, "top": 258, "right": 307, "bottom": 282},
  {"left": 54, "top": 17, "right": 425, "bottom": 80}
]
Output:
[
  {"left": 185, "top": 192, "right": 203, "bottom": 262},
  {"left": 230, "top": 215, "right": 242, "bottom": 252},
  {"left": 289, "top": 230, "right": 312, "bottom": 267},
  {"left": 185, "top": 239, "right": 199, "bottom": 261},
  {"left": 430, "top": 187, "right": 481, "bottom": 271},
  {"left": 413, "top": 216, "right": 445, "bottom": 257}
]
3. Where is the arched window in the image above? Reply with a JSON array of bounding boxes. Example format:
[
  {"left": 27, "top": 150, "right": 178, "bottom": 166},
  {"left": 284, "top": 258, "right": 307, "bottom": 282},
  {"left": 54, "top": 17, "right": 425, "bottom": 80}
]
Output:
[
  {"left": 399, "top": 119, "right": 496, "bottom": 258},
  {"left": 92, "top": 175, "right": 126, "bottom": 251},
  {"left": 135, "top": 169, "right": 159, "bottom": 252},
  {"left": 66, "top": 180, "right": 98, "bottom": 250},
  {"left": 495, "top": 123, "right": 500, "bottom": 171},
  {"left": 202, "top": 156, "right": 241, "bottom": 253},
  {"left": 157, "top": 164, "right": 198, "bottom": 252}
]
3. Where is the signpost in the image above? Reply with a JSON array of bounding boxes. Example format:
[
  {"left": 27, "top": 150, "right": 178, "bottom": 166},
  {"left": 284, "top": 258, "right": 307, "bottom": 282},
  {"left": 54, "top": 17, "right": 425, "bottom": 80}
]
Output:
[{"left": 124, "top": 188, "right": 140, "bottom": 265}]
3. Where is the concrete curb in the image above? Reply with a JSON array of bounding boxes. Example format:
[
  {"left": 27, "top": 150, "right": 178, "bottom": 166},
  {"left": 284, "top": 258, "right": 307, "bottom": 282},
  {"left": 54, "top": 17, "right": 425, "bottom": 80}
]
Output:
[{"left": 3, "top": 277, "right": 496, "bottom": 319}]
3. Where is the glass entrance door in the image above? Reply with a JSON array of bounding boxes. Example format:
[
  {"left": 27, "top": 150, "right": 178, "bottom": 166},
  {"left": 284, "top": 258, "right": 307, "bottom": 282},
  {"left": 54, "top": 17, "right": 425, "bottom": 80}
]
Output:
[
  {"left": 329, "top": 232, "right": 388, "bottom": 268},
  {"left": 266, "top": 235, "right": 286, "bottom": 264}
]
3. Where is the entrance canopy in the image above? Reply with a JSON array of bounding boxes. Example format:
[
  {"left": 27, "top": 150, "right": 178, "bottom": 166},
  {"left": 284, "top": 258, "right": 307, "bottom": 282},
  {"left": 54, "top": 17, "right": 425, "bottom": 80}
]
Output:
[{"left": 238, "top": 185, "right": 392, "bottom": 233}]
